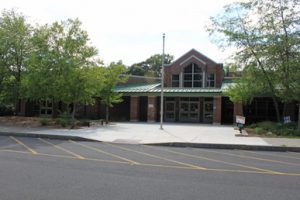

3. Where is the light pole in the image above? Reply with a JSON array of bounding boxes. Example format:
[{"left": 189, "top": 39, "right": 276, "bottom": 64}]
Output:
[{"left": 160, "top": 33, "right": 165, "bottom": 130}]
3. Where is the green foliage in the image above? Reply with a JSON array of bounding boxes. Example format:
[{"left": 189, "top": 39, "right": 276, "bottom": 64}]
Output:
[
  {"left": 249, "top": 121, "right": 300, "bottom": 136},
  {"left": 22, "top": 18, "right": 102, "bottom": 120},
  {"left": 256, "top": 121, "right": 277, "bottom": 132},
  {"left": 39, "top": 117, "right": 50, "bottom": 126},
  {"left": 54, "top": 112, "right": 71, "bottom": 127},
  {"left": 208, "top": 0, "right": 300, "bottom": 126},
  {"left": 0, "top": 9, "right": 33, "bottom": 108},
  {"left": 255, "top": 127, "right": 264, "bottom": 135},
  {"left": 127, "top": 54, "right": 174, "bottom": 77}
]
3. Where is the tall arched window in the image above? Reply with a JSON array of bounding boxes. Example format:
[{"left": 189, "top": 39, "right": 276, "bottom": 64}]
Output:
[{"left": 183, "top": 63, "right": 202, "bottom": 87}]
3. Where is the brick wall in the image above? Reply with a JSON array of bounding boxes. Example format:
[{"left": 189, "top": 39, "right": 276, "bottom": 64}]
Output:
[
  {"left": 164, "top": 49, "right": 224, "bottom": 88},
  {"left": 130, "top": 96, "right": 139, "bottom": 121},
  {"left": 147, "top": 96, "right": 157, "bottom": 122},
  {"left": 213, "top": 96, "right": 222, "bottom": 124}
]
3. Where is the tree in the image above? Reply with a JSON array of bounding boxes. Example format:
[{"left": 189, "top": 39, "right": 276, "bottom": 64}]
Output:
[
  {"left": 207, "top": 0, "right": 300, "bottom": 127},
  {"left": 128, "top": 54, "right": 174, "bottom": 77},
  {"left": 23, "top": 19, "right": 101, "bottom": 121},
  {"left": 0, "top": 9, "right": 32, "bottom": 112},
  {"left": 99, "top": 61, "right": 128, "bottom": 124}
]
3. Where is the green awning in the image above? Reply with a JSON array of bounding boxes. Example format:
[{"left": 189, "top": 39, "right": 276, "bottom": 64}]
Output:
[{"left": 114, "top": 83, "right": 223, "bottom": 97}]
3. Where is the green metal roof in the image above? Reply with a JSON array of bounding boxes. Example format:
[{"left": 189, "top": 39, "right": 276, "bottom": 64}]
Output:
[
  {"left": 114, "top": 83, "right": 223, "bottom": 97},
  {"left": 221, "top": 78, "right": 236, "bottom": 92},
  {"left": 113, "top": 79, "right": 238, "bottom": 97},
  {"left": 114, "top": 83, "right": 161, "bottom": 92}
]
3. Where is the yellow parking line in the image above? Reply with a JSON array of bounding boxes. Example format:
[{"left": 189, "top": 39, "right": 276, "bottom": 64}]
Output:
[
  {"left": 0, "top": 149, "right": 31, "bottom": 154},
  {"left": 198, "top": 148, "right": 300, "bottom": 167},
  {"left": 146, "top": 146, "right": 283, "bottom": 175},
  {"left": 10, "top": 136, "right": 37, "bottom": 155},
  {"left": 243, "top": 150, "right": 300, "bottom": 161},
  {"left": 105, "top": 143, "right": 207, "bottom": 170},
  {"left": 38, "top": 138, "right": 85, "bottom": 160},
  {"left": 2, "top": 148, "right": 300, "bottom": 176},
  {"left": 70, "top": 140, "right": 139, "bottom": 165}
]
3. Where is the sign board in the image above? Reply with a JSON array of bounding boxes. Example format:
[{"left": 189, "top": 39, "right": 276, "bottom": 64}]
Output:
[
  {"left": 148, "top": 104, "right": 154, "bottom": 108},
  {"left": 236, "top": 115, "right": 246, "bottom": 124},
  {"left": 283, "top": 116, "right": 291, "bottom": 124}
]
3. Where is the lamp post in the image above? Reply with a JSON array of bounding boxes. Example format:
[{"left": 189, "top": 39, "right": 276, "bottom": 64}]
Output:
[{"left": 160, "top": 33, "right": 165, "bottom": 130}]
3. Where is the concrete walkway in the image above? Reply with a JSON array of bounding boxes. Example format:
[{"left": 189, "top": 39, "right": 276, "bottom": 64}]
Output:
[{"left": 1, "top": 122, "right": 299, "bottom": 148}]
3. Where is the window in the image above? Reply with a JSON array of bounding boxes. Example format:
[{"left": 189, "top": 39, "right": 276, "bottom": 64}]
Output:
[
  {"left": 206, "top": 73, "right": 215, "bottom": 87},
  {"left": 40, "top": 100, "right": 53, "bottom": 116},
  {"left": 183, "top": 63, "right": 202, "bottom": 88},
  {"left": 172, "top": 74, "right": 180, "bottom": 87}
]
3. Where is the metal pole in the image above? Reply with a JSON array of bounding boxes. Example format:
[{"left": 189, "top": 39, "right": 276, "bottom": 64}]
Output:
[{"left": 160, "top": 33, "right": 165, "bottom": 130}]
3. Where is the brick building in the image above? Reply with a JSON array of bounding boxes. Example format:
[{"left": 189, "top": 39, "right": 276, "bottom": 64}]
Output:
[
  {"left": 114, "top": 49, "right": 242, "bottom": 124},
  {"left": 17, "top": 49, "right": 298, "bottom": 124}
]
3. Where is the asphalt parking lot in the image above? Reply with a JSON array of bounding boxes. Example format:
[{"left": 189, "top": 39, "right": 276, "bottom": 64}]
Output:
[{"left": 1, "top": 135, "right": 300, "bottom": 200}]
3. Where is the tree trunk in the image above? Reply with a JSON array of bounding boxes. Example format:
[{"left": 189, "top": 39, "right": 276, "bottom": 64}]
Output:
[
  {"left": 297, "top": 104, "right": 300, "bottom": 130},
  {"left": 272, "top": 97, "right": 281, "bottom": 122},
  {"left": 105, "top": 105, "right": 109, "bottom": 125}
]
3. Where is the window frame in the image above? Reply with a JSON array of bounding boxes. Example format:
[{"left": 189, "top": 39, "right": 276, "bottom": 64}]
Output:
[
  {"left": 171, "top": 74, "right": 180, "bottom": 87},
  {"left": 183, "top": 63, "right": 202, "bottom": 88},
  {"left": 206, "top": 73, "right": 215, "bottom": 88}
]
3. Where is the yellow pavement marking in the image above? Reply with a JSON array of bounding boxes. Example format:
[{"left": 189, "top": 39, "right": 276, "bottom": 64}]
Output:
[
  {"left": 38, "top": 138, "right": 85, "bottom": 159},
  {"left": 0, "top": 148, "right": 129, "bottom": 164},
  {"left": 10, "top": 136, "right": 37, "bottom": 155},
  {"left": 0, "top": 149, "right": 31, "bottom": 154},
  {"left": 198, "top": 148, "right": 300, "bottom": 167},
  {"left": 104, "top": 143, "right": 207, "bottom": 170},
  {"left": 243, "top": 150, "right": 300, "bottom": 161},
  {"left": 69, "top": 140, "right": 139, "bottom": 165},
  {"left": 1, "top": 148, "right": 300, "bottom": 176},
  {"left": 146, "top": 146, "right": 283, "bottom": 175}
]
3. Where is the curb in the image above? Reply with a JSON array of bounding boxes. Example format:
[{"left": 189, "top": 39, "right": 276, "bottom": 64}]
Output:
[
  {"left": 1, "top": 131, "right": 300, "bottom": 152},
  {"left": 0, "top": 131, "right": 96, "bottom": 142},
  {"left": 147, "top": 142, "right": 300, "bottom": 152}
]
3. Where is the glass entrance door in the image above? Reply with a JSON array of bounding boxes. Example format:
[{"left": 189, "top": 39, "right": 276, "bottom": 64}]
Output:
[
  {"left": 179, "top": 101, "right": 199, "bottom": 122},
  {"left": 165, "top": 101, "right": 176, "bottom": 121},
  {"left": 203, "top": 101, "right": 213, "bottom": 123}
]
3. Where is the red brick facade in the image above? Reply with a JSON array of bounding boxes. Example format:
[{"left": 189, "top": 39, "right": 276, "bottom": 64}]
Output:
[
  {"left": 213, "top": 96, "right": 222, "bottom": 124},
  {"left": 147, "top": 96, "right": 157, "bottom": 122},
  {"left": 164, "top": 49, "right": 224, "bottom": 88},
  {"left": 130, "top": 96, "right": 139, "bottom": 121}
]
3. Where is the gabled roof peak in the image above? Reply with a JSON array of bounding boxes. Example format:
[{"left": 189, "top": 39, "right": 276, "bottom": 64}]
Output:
[{"left": 166, "top": 48, "right": 220, "bottom": 67}]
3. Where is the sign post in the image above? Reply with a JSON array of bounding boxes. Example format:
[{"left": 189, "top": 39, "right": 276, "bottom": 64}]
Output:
[{"left": 236, "top": 115, "right": 246, "bottom": 134}]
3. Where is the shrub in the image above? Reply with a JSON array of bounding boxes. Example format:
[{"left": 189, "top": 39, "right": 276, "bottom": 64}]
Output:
[
  {"left": 247, "top": 123, "right": 257, "bottom": 128},
  {"left": 55, "top": 112, "right": 72, "bottom": 127},
  {"left": 255, "top": 127, "right": 264, "bottom": 135},
  {"left": 281, "top": 122, "right": 297, "bottom": 129},
  {"left": 39, "top": 118, "right": 50, "bottom": 126},
  {"left": 256, "top": 121, "right": 277, "bottom": 132},
  {"left": 55, "top": 118, "right": 70, "bottom": 127}
]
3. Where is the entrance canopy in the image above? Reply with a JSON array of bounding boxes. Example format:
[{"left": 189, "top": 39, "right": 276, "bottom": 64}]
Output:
[{"left": 114, "top": 83, "right": 224, "bottom": 97}]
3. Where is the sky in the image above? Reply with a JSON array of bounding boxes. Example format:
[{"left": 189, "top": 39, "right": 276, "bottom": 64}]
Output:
[{"left": 1, "top": 0, "right": 236, "bottom": 66}]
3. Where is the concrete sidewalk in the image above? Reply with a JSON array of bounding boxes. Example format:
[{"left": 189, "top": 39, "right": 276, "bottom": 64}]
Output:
[{"left": 1, "top": 122, "right": 300, "bottom": 148}]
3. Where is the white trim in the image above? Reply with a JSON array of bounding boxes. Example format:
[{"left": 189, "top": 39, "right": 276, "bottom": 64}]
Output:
[
  {"left": 179, "top": 72, "right": 183, "bottom": 88},
  {"left": 206, "top": 72, "right": 216, "bottom": 88},
  {"left": 165, "top": 48, "right": 219, "bottom": 67},
  {"left": 202, "top": 71, "right": 206, "bottom": 88},
  {"left": 180, "top": 55, "right": 206, "bottom": 66}
]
